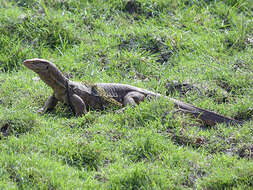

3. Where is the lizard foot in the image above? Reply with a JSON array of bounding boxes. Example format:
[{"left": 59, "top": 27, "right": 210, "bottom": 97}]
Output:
[
  {"left": 115, "top": 107, "right": 127, "bottom": 114},
  {"left": 37, "top": 108, "right": 46, "bottom": 114}
]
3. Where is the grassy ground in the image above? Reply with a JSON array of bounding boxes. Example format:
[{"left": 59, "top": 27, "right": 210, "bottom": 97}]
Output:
[{"left": 0, "top": 0, "right": 253, "bottom": 189}]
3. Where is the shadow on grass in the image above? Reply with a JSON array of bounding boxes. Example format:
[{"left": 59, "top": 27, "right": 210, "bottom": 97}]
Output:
[{"left": 0, "top": 114, "right": 37, "bottom": 138}]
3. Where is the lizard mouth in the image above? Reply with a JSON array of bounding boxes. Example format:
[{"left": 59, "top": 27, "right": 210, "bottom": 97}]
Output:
[
  {"left": 23, "top": 59, "right": 35, "bottom": 70},
  {"left": 23, "top": 59, "right": 32, "bottom": 65}
]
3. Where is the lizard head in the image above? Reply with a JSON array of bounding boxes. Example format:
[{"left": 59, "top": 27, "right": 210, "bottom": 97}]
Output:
[
  {"left": 24, "top": 58, "right": 68, "bottom": 90},
  {"left": 23, "top": 58, "right": 52, "bottom": 74}
]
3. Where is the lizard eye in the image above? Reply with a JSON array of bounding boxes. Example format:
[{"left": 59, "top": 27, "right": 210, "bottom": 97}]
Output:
[{"left": 46, "top": 65, "right": 49, "bottom": 69}]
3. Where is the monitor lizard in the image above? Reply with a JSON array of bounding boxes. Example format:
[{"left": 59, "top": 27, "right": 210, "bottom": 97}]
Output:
[{"left": 23, "top": 58, "right": 242, "bottom": 126}]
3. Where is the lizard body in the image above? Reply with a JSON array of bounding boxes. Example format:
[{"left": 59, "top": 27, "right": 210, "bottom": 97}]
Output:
[{"left": 24, "top": 58, "right": 241, "bottom": 126}]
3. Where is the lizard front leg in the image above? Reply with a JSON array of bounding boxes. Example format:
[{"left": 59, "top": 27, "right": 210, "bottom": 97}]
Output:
[
  {"left": 38, "top": 94, "right": 58, "bottom": 113},
  {"left": 69, "top": 94, "right": 87, "bottom": 116}
]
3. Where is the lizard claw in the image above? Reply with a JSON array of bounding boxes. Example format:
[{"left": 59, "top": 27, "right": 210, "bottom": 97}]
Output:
[
  {"left": 37, "top": 108, "right": 45, "bottom": 114},
  {"left": 115, "top": 107, "right": 127, "bottom": 114}
]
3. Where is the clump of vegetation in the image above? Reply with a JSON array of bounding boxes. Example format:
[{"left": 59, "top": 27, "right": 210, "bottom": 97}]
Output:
[
  {"left": 54, "top": 140, "right": 104, "bottom": 169},
  {"left": 108, "top": 164, "right": 157, "bottom": 190},
  {"left": 124, "top": 132, "right": 167, "bottom": 162},
  {"left": 118, "top": 33, "right": 178, "bottom": 64}
]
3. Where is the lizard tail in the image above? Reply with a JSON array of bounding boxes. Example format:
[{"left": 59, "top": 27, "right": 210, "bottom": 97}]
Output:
[{"left": 171, "top": 99, "right": 242, "bottom": 126}]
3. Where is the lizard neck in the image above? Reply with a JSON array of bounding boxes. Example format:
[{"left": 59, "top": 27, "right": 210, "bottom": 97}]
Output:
[{"left": 39, "top": 66, "right": 69, "bottom": 93}]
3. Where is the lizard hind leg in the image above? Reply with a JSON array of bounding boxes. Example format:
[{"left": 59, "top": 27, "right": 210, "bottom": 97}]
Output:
[{"left": 123, "top": 91, "right": 145, "bottom": 107}]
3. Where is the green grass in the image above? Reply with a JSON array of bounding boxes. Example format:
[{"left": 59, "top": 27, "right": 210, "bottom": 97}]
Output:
[{"left": 0, "top": 0, "right": 253, "bottom": 189}]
